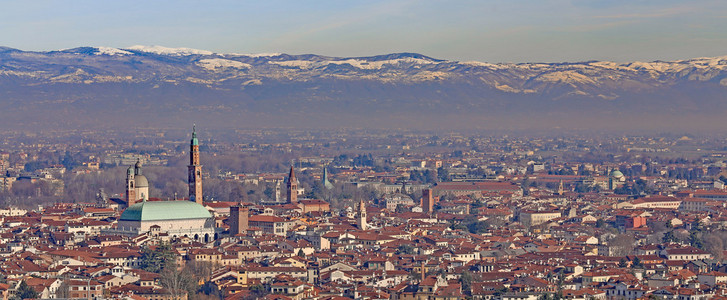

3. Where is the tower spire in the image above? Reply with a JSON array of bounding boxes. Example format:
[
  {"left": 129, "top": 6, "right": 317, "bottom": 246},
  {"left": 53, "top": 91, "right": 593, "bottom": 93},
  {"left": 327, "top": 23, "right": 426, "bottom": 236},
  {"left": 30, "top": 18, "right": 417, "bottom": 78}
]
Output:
[
  {"left": 323, "top": 166, "right": 333, "bottom": 190},
  {"left": 287, "top": 165, "right": 298, "bottom": 204},
  {"left": 191, "top": 124, "right": 198, "bottom": 146},
  {"left": 357, "top": 199, "right": 367, "bottom": 230},
  {"left": 188, "top": 125, "right": 203, "bottom": 204}
]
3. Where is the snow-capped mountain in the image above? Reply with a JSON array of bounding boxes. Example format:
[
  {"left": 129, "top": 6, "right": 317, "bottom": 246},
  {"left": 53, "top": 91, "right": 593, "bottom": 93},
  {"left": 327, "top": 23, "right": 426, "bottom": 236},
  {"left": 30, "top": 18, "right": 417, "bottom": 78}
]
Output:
[{"left": 1, "top": 46, "right": 726, "bottom": 130}]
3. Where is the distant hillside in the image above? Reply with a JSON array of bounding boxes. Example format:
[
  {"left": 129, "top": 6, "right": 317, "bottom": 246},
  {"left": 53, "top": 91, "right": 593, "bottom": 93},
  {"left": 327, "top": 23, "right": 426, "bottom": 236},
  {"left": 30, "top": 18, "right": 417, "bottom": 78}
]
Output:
[{"left": 1, "top": 45, "right": 726, "bottom": 132}]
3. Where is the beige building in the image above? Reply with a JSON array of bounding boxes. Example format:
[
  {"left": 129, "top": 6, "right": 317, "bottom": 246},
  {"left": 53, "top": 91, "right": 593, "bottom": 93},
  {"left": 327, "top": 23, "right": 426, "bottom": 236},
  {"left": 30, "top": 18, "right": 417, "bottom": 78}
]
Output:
[
  {"left": 519, "top": 210, "right": 561, "bottom": 227},
  {"left": 248, "top": 215, "right": 290, "bottom": 236}
]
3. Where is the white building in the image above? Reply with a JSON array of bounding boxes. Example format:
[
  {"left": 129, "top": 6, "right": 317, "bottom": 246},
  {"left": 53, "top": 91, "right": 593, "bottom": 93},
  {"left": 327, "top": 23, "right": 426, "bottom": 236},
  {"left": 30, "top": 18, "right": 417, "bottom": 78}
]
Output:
[{"left": 109, "top": 200, "right": 216, "bottom": 242}]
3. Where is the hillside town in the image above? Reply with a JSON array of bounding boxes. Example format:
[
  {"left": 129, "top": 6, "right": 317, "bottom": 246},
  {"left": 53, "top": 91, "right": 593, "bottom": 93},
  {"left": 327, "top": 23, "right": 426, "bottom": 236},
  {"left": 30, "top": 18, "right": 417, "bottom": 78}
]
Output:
[{"left": 2, "top": 129, "right": 727, "bottom": 300}]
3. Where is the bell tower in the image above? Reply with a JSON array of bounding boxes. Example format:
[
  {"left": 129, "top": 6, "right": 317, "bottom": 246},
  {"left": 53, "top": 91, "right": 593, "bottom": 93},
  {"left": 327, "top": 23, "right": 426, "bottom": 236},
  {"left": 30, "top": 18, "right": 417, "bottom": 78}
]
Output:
[
  {"left": 357, "top": 199, "right": 367, "bottom": 230},
  {"left": 126, "top": 166, "right": 136, "bottom": 206},
  {"left": 188, "top": 126, "right": 203, "bottom": 205},
  {"left": 287, "top": 166, "right": 298, "bottom": 204}
]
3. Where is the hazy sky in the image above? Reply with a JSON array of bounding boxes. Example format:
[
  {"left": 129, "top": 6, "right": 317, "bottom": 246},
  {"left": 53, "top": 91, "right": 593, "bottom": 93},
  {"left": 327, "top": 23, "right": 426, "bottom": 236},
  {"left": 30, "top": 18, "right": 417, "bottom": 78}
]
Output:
[{"left": 2, "top": 0, "right": 726, "bottom": 63}]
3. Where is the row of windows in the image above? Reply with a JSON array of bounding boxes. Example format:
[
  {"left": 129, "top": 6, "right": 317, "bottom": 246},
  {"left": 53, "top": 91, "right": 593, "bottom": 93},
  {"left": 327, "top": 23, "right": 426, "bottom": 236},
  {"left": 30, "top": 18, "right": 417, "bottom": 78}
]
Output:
[{"left": 72, "top": 286, "right": 99, "bottom": 291}]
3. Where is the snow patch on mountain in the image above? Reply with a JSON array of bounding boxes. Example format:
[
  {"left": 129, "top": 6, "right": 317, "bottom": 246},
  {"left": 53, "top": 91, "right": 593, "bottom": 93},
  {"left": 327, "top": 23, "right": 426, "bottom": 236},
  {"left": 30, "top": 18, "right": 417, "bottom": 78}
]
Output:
[
  {"left": 536, "top": 71, "right": 596, "bottom": 85},
  {"left": 229, "top": 52, "right": 282, "bottom": 58},
  {"left": 126, "top": 45, "right": 213, "bottom": 56},
  {"left": 197, "top": 58, "right": 251, "bottom": 70},
  {"left": 627, "top": 61, "right": 686, "bottom": 73},
  {"left": 495, "top": 83, "right": 536, "bottom": 94},
  {"left": 329, "top": 57, "right": 436, "bottom": 69},
  {"left": 95, "top": 47, "right": 132, "bottom": 56},
  {"left": 460, "top": 61, "right": 508, "bottom": 69},
  {"left": 588, "top": 61, "right": 629, "bottom": 71},
  {"left": 269, "top": 57, "right": 438, "bottom": 70},
  {"left": 685, "top": 56, "right": 727, "bottom": 69},
  {"left": 269, "top": 60, "right": 314, "bottom": 69}
]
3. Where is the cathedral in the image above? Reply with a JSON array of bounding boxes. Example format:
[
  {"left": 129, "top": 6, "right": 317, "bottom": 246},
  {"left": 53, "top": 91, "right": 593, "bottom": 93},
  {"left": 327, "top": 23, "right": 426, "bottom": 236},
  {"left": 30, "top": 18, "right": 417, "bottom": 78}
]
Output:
[{"left": 109, "top": 127, "right": 216, "bottom": 241}]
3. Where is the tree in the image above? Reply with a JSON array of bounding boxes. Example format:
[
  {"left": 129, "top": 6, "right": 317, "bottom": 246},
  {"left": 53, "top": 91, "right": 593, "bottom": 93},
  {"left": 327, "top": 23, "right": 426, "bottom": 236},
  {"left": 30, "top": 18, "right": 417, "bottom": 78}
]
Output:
[
  {"left": 703, "top": 233, "right": 725, "bottom": 259},
  {"left": 244, "top": 284, "right": 268, "bottom": 300},
  {"left": 159, "top": 266, "right": 196, "bottom": 300},
  {"left": 691, "top": 220, "right": 703, "bottom": 232},
  {"left": 460, "top": 271, "right": 473, "bottom": 295},
  {"left": 186, "top": 261, "right": 214, "bottom": 282},
  {"left": 396, "top": 244, "right": 415, "bottom": 255},
  {"left": 632, "top": 257, "right": 642, "bottom": 268},
  {"left": 493, "top": 287, "right": 510, "bottom": 297},
  {"left": 690, "top": 231, "right": 704, "bottom": 249},
  {"left": 14, "top": 281, "right": 39, "bottom": 300},
  {"left": 663, "top": 231, "right": 677, "bottom": 243},
  {"left": 139, "top": 242, "right": 176, "bottom": 273},
  {"left": 539, "top": 294, "right": 553, "bottom": 300},
  {"left": 198, "top": 281, "right": 223, "bottom": 299},
  {"left": 467, "top": 221, "right": 489, "bottom": 234},
  {"left": 618, "top": 258, "right": 628, "bottom": 268},
  {"left": 471, "top": 200, "right": 484, "bottom": 210},
  {"left": 609, "top": 234, "right": 636, "bottom": 256},
  {"left": 595, "top": 219, "right": 605, "bottom": 228},
  {"left": 437, "top": 167, "right": 450, "bottom": 182}
]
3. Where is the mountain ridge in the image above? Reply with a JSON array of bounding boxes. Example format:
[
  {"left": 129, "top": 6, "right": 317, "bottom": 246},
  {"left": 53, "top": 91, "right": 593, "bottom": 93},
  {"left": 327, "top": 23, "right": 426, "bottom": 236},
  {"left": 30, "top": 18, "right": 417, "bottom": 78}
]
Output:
[{"left": 1, "top": 46, "right": 726, "bottom": 131}]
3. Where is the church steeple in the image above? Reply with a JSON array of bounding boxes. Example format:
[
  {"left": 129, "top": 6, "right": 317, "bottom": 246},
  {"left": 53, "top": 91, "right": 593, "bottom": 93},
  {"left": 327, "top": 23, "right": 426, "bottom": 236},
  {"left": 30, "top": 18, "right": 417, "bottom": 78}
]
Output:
[
  {"left": 322, "top": 166, "right": 333, "bottom": 190},
  {"left": 357, "top": 199, "right": 367, "bottom": 230},
  {"left": 188, "top": 125, "right": 203, "bottom": 204},
  {"left": 126, "top": 165, "right": 136, "bottom": 206},
  {"left": 287, "top": 166, "right": 298, "bottom": 204}
]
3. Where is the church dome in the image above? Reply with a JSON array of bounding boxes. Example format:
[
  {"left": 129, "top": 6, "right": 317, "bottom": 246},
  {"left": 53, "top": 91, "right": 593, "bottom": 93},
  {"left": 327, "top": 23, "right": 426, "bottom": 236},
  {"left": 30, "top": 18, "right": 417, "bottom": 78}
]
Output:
[
  {"left": 135, "top": 175, "right": 149, "bottom": 188},
  {"left": 120, "top": 201, "right": 211, "bottom": 221},
  {"left": 610, "top": 170, "right": 624, "bottom": 178}
]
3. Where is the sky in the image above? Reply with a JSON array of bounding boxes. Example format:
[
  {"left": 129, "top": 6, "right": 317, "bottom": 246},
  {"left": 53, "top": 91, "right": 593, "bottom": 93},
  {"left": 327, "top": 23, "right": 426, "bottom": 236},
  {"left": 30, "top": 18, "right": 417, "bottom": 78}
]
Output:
[{"left": 1, "top": 0, "right": 726, "bottom": 63}]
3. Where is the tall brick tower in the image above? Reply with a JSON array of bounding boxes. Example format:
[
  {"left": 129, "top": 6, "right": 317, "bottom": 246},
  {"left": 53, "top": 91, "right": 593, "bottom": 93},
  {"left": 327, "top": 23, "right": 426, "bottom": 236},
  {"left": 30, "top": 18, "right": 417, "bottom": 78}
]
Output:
[
  {"left": 229, "top": 205, "right": 249, "bottom": 236},
  {"left": 422, "top": 188, "right": 434, "bottom": 214},
  {"left": 287, "top": 166, "right": 298, "bottom": 204},
  {"left": 188, "top": 126, "right": 203, "bottom": 205},
  {"left": 125, "top": 165, "right": 136, "bottom": 207}
]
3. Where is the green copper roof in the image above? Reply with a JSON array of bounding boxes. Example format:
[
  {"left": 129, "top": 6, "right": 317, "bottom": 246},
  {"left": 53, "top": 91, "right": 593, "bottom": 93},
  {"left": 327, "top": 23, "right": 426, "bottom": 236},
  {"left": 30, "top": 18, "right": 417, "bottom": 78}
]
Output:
[
  {"left": 120, "top": 201, "right": 211, "bottom": 221},
  {"left": 191, "top": 125, "right": 199, "bottom": 146},
  {"left": 322, "top": 167, "right": 333, "bottom": 190},
  {"left": 610, "top": 170, "right": 624, "bottom": 178}
]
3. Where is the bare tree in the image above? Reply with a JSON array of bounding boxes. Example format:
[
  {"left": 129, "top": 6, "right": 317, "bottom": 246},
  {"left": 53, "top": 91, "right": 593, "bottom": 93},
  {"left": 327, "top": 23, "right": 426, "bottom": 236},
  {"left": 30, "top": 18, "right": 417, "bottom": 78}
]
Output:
[
  {"left": 159, "top": 266, "right": 196, "bottom": 300},
  {"left": 608, "top": 234, "right": 636, "bottom": 257}
]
